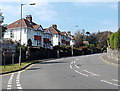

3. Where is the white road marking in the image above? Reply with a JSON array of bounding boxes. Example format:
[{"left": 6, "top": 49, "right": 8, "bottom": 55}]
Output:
[
  {"left": 17, "top": 87, "right": 22, "bottom": 89},
  {"left": 76, "top": 59, "right": 79, "bottom": 60},
  {"left": 83, "top": 70, "right": 100, "bottom": 76},
  {"left": 7, "top": 88, "right": 11, "bottom": 90},
  {"left": 16, "top": 71, "right": 22, "bottom": 89},
  {"left": 17, "top": 84, "right": 21, "bottom": 87},
  {"left": 101, "top": 80, "right": 120, "bottom": 86},
  {"left": 7, "top": 85, "right": 12, "bottom": 88},
  {"left": 75, "top": 64, "right": 79, "bottom": 68},
  {"left": 7, "top": 73, "right": 14, "bottom": 90},
  {"left": 74, "top": 70, "right": 88, "bottom": 77},
  {"left": 112, "top": 79, "right": 119, "bottom": 82},
  {"left": 74, "top": 61, "right": 76, "bottom": 64},
  {"left": 71, "top": 61, "right": 73, "bottom": 64},
  {"left": 70, "top": 65, "right": 72, "bottom": 69}
]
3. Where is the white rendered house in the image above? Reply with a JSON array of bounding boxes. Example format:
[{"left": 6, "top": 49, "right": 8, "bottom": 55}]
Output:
[
  {"left": 45, "top": 25, "right": 71, "bottom": 46},
  {"left": 4, "top": 15, "right": 52, "bottom": 49}
]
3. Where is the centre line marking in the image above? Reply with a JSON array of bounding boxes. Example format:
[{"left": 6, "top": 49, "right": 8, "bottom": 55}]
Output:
[
  {"left": 16, "top": 71, "right": 22, "bottom": 89},
  {"left": 71, "top": 61, "right": 73, "bottom": 64},
  {"left": 101, "top": 80, "right": 120, "bottom": 87},
  {"left": 74, "top": 70, "right": 88, "bottom": 77},
  {"left": 7, "top": 73, "right": 14, "bottom": 90},
  {"left": 70, "top": 65, "right": 72, "bottom": 69},
  {"left": 83, "top": 70, "right": 100, "bottom": 76},
  {"left": 112, "top": 79, "right": 119, "bottom": 82},
  {"left": 75, "top": 64, "right": 79, "bottom": 68}
]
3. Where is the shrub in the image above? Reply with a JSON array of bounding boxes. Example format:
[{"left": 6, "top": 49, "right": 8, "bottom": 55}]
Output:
[
  {"left": 110, "top": 33, "right": 115, "bottom": 49},
  {"left": 114, "top": 31, "right": 120, "bottom": 49},
  {"left": 109, "top": 30, "right": 120, "bottom": 49}
]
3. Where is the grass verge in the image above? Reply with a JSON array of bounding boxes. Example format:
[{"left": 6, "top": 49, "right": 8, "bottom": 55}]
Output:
[{"left": 0, "top": 60, "right": 43, "bottom": 74}]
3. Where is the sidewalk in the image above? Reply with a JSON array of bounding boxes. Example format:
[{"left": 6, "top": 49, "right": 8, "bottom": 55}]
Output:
[{"left": 100, "top": 54, "right": 120, "bottom": 65}]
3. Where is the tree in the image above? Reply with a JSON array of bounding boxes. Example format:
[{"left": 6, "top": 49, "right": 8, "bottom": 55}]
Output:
[
  {"left": 97, "top": 31, "right": 112, "bottom": 48},
  {"left": 0, "top": 9, "right": 4, "bottom": 25},
  {"left": 86, "top": 31, "right": 90, "bottom": 35},
  {"left": 74, "top": 30, "right": 84, "bottom": 47},
  {"left": 86, "top": 33, "right": 98, "bottom": 45}
]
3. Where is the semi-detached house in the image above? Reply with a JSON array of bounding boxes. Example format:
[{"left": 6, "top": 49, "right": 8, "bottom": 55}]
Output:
[
  {"left": 4, "top": 15, "right": 52, "bottom": 49},
  {"left": 4, "top": 15, "right": 73, "bottom": 49},
  {"left": 45, "top": 25, "right": 71, "bottom": 46}
]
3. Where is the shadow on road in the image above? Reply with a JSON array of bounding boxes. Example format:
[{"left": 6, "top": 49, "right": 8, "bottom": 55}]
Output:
[
  {"left": 39, "top": 61, "right": 67, "bottom": 64},
  {"left": 27, "top": 67, "right": 42, "bottom": 70}
]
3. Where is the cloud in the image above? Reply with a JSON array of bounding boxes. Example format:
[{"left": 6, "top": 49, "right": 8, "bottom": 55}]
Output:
[
  {"left": 35, "top": 10, "right": 58, "bottom": 22},
  {"left": 0, "top": 1, "right": 58, "bottom": 24},
  {"left": 73, "top": 2, "right": 118, "bottom": 8}
]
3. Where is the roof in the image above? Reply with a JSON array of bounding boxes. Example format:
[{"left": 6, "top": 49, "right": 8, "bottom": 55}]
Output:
[
  {"left": 60, "top": 32, "right": 66, "bottom": 35},
  {"left": 7, "top": 18, "right": 42, "bottom": 31},
  {"left": 46, "top": 27, "right": 61, "bottom": 35},
  {"left": 33, "top": 25, "right": 40, "bottom": 30},
  {"left": 43, "top": 28, "right": 48, "bottom": 33}
]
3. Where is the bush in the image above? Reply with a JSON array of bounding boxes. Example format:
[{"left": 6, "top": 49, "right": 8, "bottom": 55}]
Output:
[
  {"left": 110, "top": 33, "right": 115, "bottom": 49},
  {"left": 109, "top": 30, "right": 120, "bottom": 49},
  {"left": 114, "top": 31, "right": 120, "bottom": 49}
]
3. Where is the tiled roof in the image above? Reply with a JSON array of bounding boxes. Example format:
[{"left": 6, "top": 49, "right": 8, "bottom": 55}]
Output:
[
  {"left": 33, "top": 25, "right": 40, "bottom": 30},
  {"left": 48, "top": 27, "right": 61, "bottom": 35},
  {"left": 43, "top": 28, "right": 48, "bottom": 33},
  {"left": 7, "top": 18, "right": 40, "bottom": 31},
  {"left": 60, "top": 32, "right": 66, "bottom": 35}
]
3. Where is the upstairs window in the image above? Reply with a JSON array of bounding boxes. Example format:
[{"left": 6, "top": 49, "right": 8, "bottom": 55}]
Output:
[{"left": 10, "top": 30, "right": 14, "bottom": 38}]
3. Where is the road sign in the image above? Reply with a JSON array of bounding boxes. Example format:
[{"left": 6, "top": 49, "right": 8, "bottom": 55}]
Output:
[{"left": 0, "top": 43, "right": 16, "bottom": 53}]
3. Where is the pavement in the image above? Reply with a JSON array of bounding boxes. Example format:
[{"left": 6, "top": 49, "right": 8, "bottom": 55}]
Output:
[
  {"left": 1, "top": 53, "right": 119, "bottom": 90},
  {"left": 100, "top": 53, "right": 120, "bottom": 67}
]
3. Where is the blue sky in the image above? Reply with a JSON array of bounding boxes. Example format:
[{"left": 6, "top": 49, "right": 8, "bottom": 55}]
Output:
[{"left": 0, "top": 1, "right": 118, "bottom": 35}]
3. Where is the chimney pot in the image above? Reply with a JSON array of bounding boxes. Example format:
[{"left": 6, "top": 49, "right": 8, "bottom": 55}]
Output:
[
  {"left": 52, "top": 24, "right": 57, "bottom": 29},
  {"left": 26, "top": 15, "right": 32, "bottom": 22}
]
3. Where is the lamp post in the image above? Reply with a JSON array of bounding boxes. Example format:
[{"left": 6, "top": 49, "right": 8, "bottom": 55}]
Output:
[
  {"left": 19, "top": 3, "right": 35, "bottom": 66},
  {"left": 71, "top": 25, "right": 78, "bottom": 56}
]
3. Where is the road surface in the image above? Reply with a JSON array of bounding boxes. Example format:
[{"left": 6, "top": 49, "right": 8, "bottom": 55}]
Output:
[{"left": 1, "top": 53, "right": 119, "bottom": 90}]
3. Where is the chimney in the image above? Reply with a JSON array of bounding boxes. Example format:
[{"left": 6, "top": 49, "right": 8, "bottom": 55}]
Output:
[
  {"left": 67, "top": 31, "right": 71, "bottom": 35},
  {"left": 26, "top": 15, "right": 32, "bottom": 22},
  {"left": 52, "top": 24, "right": 57, "bottom": 29}
]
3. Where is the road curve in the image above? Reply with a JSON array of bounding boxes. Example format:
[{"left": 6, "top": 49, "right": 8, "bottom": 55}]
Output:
[{"left": 2, "top": 53, "right": 119, "bottom": 89}]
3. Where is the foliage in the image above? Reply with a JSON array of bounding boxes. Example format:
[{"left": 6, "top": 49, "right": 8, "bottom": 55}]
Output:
[
  {"left": 74, "top": 30, "right": 85, "bottom": 47},
  {"left": 109, "top": 30, "right": 120, "bottom": 49},
  {"left": 114, "top": 31, "right": 120, "bottom": 49}
]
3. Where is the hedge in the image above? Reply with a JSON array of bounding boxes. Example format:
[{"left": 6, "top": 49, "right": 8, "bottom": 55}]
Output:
[{"left": 109, "top": 30, "right": 120, "bottom": 49}]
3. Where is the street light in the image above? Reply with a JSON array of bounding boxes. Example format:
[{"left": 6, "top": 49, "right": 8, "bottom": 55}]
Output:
[
  {"left": 19, "top": 3, "right": 35, "bottom": 66},
  {"left": 71, "top": 25, "right": 78, "bottom": 56}
]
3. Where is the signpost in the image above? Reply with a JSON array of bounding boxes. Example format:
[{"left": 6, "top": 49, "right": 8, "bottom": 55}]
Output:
[{"left": 1, "top": 43, "right": 16, "bottom": 67}]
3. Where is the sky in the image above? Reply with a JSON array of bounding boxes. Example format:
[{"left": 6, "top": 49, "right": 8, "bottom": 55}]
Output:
[{"left": 0, "top": 0, "right": 118, "bottom": 35}]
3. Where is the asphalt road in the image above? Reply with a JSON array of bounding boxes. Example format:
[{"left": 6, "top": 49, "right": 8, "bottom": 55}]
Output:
[{"left": 1, "top": 53, "right": 119, "bottom": 90}]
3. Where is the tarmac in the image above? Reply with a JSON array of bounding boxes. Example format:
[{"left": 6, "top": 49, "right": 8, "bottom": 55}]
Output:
[{"left": 100, "top": 54, "right": 120, "bottom": 67}]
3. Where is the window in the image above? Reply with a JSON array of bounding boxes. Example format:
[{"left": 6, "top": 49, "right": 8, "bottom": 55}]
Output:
[
  {"left": 56, "top": 34, "right": 58, "bottom": 38},
  {"left": 39, "top": 41, "right": 41, "bottom": 46},
  {"left": 37, "top": 41, "right": 39, "bottom": 46},
  {"left": 24, "top": 29, "right": 27, "bottom": 33},
  {"left": 10, "top": 30, "right": 14, "bottom": 38},
  {"left": 36, "top": 40, "right": 42, "bottom": 46}
]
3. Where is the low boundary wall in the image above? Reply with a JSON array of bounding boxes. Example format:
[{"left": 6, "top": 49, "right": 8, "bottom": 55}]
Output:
[{"left": 107, "top": 47, "right": 120, "bottom": 62}]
